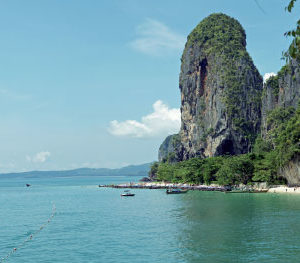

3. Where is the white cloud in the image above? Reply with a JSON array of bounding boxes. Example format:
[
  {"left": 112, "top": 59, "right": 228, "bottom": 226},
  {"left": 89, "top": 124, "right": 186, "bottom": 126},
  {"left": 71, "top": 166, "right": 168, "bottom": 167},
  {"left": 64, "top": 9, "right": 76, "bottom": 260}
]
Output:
[
  {"left": 26, "top": 151, "right": 51, "bottom": 163},
  {"left": 263, "top": 72, "right": 277, "bottom": 83},
  {"left": 130, "top": 18, "right": 185, "bottom": 56},
  {"left": 109, "top": 100, "right": 180, "bottom": 138}
]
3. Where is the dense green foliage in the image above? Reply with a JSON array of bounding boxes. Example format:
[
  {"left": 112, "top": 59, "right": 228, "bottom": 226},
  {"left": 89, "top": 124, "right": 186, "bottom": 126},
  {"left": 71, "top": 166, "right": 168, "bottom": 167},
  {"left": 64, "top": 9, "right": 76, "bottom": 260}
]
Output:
[
  {"left": 265, "top": 75, "right": 279, "bottom": 97},
  {"left": 284, "top": 0, "right": 300, "bottom": 60},
  {"left": 148, "top": 161, "right": 159, "bottom": 179},
  {"left": 153, "top": 153, "right": 263, "bottom": 185},
  {"left": 264, "top": 64, "right": 291, "bottom": 98},
  {"left": 151, "top": 103, "right": 300, "bottom": 185},
  {"left": 186, "top": 13, "right": 246, "bottom": 54},
  {"left": 266, "top": 106, "right": 295, "bottom": 137},
  {"left": 269, "top": 105, "right": 300, "bottom": 167}
]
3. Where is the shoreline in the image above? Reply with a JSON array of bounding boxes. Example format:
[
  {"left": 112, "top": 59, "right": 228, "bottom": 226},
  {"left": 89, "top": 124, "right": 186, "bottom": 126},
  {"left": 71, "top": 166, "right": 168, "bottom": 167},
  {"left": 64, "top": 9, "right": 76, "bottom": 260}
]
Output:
[
  {"left": 100, "top": 182, "right": 300, "bottom": 194},
  {"left": 100, "top": 182, "right": 226, "bottom": 191},
  {"left": 268, "top": 186, "right": 300, "bottom": 194}
]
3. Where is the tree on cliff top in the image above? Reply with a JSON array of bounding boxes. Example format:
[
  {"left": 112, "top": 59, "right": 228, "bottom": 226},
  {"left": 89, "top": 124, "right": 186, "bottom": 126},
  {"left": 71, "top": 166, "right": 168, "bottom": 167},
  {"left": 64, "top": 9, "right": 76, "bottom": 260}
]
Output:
[
  {"left": 285, "top": 0, "right": 300, "bottom": 60},
  {"left": 185, "top": 13, "right": 246, "bottom": 56}
]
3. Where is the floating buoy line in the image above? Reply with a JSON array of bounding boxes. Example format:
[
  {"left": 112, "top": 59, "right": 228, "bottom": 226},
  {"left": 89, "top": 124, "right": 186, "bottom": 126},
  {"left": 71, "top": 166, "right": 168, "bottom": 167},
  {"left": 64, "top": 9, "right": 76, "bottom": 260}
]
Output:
[{"left": 1, "top": 203, "right": 56, "bottom": 262}]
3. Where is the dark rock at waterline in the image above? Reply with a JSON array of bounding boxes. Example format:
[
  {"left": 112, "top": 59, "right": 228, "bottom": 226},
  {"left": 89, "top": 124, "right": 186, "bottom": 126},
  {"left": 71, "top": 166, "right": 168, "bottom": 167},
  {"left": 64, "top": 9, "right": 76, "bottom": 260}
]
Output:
[{"left": 139, "top": 177, "right": 152, "bottom": 182}]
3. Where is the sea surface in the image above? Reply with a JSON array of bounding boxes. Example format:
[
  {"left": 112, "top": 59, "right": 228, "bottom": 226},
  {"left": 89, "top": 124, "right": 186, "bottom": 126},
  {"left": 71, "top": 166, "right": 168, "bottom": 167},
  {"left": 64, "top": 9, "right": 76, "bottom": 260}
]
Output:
[{"left": 1, "top": 176, "right": 300, "bottom": 263}]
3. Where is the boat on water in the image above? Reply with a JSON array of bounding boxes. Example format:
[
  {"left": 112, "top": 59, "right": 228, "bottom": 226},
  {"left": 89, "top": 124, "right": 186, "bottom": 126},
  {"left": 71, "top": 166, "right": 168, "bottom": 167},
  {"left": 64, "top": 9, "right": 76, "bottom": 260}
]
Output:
[
  {"left": 121, "top": 190, "right": 135, "bottom": 197},
  {"left": 166, "top": 189, "right": 188, "bottom": 194},
  {"left": 26, "top": 184, "right": 31, "bottom": 187},
  {"left": 225, "top": 189, "right": 268, "bottom": 194}
]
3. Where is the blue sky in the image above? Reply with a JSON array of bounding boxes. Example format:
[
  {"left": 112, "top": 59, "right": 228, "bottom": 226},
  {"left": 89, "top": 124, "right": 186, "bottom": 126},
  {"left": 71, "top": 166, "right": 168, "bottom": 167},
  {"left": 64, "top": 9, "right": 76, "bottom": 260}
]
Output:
[{"left": 0, "top": 0, "right": 298, "bottom": 172}]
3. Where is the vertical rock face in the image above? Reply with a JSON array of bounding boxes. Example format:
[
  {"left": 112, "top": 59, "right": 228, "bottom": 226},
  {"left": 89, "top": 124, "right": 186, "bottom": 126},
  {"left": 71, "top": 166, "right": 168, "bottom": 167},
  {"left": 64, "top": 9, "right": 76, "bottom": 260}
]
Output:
[
  {"left": 261, "top": 59, "right": 300, "bottom": 136},
  {"left": 260, "top": 58, "right": 300, "bottom": 183},
  {"left": 280, "top": 155, "right": 300, "bottom": 186},
  {"left": 158, "top": 134, "right": 182, "bottom": 162},
  {"left": 157, "top": 13, "right": 300, "bottom": 183},
  {"left": 178, "top": 13, "right": 262, "bottom": 160}
]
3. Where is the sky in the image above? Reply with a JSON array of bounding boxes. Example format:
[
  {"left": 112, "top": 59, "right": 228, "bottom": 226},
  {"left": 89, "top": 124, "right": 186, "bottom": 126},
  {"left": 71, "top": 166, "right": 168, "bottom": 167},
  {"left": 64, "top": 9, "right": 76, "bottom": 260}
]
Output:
[{"left": 0, "top": 0, "right": 298, "bottom": 172}]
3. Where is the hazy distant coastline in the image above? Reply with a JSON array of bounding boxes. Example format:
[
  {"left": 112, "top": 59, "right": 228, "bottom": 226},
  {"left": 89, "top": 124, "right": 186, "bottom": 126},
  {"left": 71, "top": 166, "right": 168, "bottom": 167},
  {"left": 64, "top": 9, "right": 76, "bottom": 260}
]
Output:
[{"left": 0, "top": 163, "right": 151, "bottom": 179}]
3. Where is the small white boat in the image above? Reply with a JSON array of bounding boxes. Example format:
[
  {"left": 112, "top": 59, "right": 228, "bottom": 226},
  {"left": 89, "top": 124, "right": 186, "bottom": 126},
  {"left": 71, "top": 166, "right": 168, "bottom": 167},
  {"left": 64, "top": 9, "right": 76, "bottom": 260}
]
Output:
[{"left": 121, "top": 190, "right": 135, "bottom": 197}]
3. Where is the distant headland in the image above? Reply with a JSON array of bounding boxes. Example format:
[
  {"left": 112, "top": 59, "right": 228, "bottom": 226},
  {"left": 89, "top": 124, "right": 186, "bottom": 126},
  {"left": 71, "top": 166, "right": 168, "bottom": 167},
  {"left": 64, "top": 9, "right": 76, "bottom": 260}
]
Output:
[{"left": 0, "top": 163, "right": 151, "bottom": 178}]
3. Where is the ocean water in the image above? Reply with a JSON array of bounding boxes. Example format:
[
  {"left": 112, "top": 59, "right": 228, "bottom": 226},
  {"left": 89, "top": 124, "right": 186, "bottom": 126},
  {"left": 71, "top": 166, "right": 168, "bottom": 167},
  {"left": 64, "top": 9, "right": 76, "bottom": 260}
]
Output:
[{"left": 1, "top": 176, "right": 300, "bottom": 263}]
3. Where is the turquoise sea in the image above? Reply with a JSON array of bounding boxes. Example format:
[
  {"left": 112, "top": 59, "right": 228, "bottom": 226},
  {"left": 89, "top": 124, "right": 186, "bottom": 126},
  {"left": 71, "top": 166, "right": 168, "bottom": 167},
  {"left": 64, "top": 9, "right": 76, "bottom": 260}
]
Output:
[{"left": 1, "top": 176, "right": 300, "bottom": 263}]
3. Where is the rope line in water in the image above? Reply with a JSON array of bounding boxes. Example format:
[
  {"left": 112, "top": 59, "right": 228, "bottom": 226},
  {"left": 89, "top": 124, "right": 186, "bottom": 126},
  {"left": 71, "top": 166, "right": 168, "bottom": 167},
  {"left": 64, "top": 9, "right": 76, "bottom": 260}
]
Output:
[{"left": 1, "top": 203, "right": 56, "bottom": 262}]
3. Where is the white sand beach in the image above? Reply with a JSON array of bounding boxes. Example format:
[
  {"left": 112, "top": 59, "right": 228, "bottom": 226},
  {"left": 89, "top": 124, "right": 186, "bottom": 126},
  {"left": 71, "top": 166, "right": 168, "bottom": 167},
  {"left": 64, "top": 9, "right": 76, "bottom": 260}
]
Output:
[{"left": 268, "top": 186, "right": 300, "bottom": 194}]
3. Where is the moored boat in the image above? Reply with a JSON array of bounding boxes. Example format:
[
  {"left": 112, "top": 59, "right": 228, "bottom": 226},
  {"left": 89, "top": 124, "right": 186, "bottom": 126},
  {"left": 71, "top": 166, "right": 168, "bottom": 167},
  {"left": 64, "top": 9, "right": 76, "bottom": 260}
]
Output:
[
  {"left": 121, "top": 190, "right": 135, "bottom": 197},
  {"left": 166, "top": 189, "right": 188, "bottom": 194}
]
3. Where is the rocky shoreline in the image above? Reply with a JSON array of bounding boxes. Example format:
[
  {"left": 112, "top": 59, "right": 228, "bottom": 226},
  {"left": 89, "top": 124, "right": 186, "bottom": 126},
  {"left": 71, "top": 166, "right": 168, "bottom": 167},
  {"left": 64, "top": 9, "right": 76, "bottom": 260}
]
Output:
[
  {"left": 99, "top": 182, "right": 300, "bottom": 194},
  {"left": 100, "top": 182, "right": 251, "bottom": 192}
]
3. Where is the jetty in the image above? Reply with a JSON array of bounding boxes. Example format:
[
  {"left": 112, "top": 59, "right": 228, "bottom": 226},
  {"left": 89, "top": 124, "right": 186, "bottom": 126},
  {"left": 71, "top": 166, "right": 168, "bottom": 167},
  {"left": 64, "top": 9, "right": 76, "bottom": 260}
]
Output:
[
  {"left": 99, "top": 182, "right": 275, "bottom": 193},
  {"left": 99, "top": 182, "right": 228, "bottom": 192}
]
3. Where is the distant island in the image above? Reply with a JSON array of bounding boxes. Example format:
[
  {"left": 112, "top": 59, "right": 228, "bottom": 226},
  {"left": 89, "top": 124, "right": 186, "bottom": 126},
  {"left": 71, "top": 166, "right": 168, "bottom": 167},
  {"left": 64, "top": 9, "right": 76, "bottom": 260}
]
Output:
[
  {"left": 149, "top": 13, "right": 300, "bottom": 186},
  {"left": 0, "top": 163, "right": 151, "bottom": 179}
]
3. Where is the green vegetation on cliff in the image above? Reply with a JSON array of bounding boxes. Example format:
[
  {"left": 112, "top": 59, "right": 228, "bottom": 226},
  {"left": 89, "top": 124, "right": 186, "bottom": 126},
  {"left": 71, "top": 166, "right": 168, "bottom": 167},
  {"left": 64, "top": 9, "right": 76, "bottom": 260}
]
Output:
[
  {"left": 151, "top": 102, "right": 300, "bottom": 185},
  {"left": 284, "top": 0, "right": 300, "bottom": 60},
  {"left": 156, "top": 8, "right": 299, "bottom": 184},
  {"left": 158, "top": 134, "right": 182, "bottom": 163},
  {"left": 186, "top": 13, "right": 246, "bottom": 54},
  {"left": 183, "top": 13, "right": 262, "bottom": 140},
  {"left": 264, "top": 64, "right": 291, "bottom": 98}
]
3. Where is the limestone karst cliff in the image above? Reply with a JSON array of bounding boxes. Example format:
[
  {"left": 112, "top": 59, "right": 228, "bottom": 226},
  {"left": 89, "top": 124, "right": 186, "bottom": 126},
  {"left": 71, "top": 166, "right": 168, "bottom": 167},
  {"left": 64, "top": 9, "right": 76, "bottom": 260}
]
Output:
[
  {"left": 159, "top": 13, "right": 263, "bottom": 162},
  {"left": 261, "top": 58, "right": 300, "bottom": 137},
  {"left": 259, "top": 58, "right": 300, "bottom": 184},
  {"left": 157, "top": 13, "right": 300, "bottom": 185},
  {"left": 158, "top": 134, "right": 182, "bottom": 163}
]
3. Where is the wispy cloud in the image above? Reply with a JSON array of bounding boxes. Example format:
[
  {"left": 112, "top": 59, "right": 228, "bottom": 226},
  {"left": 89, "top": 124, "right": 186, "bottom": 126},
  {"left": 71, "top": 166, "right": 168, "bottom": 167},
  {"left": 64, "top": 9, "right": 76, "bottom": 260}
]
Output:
[
  {"left": 109, "top": 100, "right": 180, "bottom": 138},
  {"left": 26, "top": 151, "right": 51, "bottom": 163},
  {"left": 130, "top": 18, "right": 185, "bottom": 56},
  {"left": 263, "top": 72, "right": 277, "bottom": 83}
]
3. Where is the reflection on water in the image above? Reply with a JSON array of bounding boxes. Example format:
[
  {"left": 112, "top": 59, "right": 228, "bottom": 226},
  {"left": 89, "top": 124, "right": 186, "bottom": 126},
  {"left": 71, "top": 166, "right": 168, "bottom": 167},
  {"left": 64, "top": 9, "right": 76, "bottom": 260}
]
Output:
[{"left": 176, "top": 192, "right": 300, "bottom": 263}]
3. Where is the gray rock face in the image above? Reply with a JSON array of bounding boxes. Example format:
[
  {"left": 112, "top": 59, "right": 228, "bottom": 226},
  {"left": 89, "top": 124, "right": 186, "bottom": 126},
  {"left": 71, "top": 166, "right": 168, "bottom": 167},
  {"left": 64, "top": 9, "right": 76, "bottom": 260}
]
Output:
[
  {"left": 261, "top": 59, "right": 300, "bottom": 136},
  {"left": 158, "top": 134, "right": 182, "bottom": 162},
  {"left": 260, "top": 59, "right": 300, "bottom": 183},
  {"left": 178, "top": 13, "right": 262, "bottom": 160},
  {"left": 281, "top": 155, "right": 300, "bottom": 186},
  {"left": 158, "top": 14, "right": 299, "bottom": 165}
]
